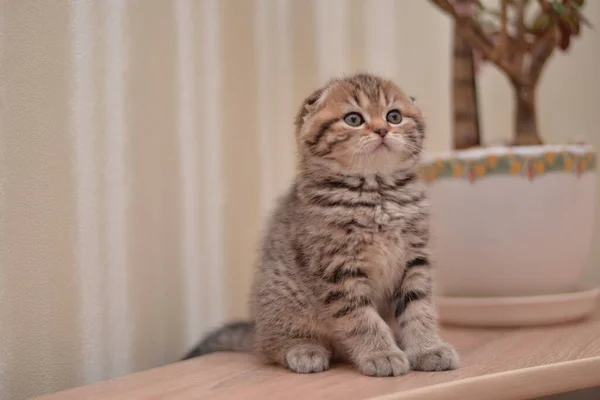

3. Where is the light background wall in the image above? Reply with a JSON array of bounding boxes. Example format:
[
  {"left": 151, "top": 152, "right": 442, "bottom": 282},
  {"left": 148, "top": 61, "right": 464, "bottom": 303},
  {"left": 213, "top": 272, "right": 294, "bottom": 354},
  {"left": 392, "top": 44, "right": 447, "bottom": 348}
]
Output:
[{"left": 0, "top": 0, "right": 598, "bottom": 399}]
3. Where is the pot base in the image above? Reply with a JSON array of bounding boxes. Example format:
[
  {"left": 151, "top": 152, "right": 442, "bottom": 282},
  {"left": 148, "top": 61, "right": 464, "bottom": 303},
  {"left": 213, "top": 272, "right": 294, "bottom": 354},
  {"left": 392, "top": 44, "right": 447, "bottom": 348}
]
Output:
[{"left": 436, "top": 287, "right": 599, "bottom": 327}]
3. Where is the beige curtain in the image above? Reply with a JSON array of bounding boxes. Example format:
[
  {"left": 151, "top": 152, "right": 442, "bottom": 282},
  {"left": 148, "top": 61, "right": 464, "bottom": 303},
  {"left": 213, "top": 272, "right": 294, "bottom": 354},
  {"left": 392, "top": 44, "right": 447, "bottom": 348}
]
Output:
[{"left": 0, "top": 0, "right": 599, "bottom": 398}]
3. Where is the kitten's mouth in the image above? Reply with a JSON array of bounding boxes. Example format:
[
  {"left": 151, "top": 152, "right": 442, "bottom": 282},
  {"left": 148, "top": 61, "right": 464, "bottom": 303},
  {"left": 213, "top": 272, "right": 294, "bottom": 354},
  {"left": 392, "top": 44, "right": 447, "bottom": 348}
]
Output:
[
  {"left": 375, "top": 142, "right": 389, "bottom": 151},
  {"left": 373, "top": 138, "right": 394, "bottom": 152},
  {"left": 359, "top": 138, "right": 394, "bottom": 155}
]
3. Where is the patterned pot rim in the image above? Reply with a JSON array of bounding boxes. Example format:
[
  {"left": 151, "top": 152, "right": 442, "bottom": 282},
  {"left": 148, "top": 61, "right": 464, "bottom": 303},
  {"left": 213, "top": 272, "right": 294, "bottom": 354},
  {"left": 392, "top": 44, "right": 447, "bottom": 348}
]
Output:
[{"left": 419, "top": 145, "right": 596, "bottom": 184}]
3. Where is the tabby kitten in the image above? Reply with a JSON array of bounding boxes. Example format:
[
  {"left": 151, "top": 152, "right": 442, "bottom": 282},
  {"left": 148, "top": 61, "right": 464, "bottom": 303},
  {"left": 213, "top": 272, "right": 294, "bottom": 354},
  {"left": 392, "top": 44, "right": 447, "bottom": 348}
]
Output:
[{"left": 183, "top": 73, "right": 459, "bottom": 376}]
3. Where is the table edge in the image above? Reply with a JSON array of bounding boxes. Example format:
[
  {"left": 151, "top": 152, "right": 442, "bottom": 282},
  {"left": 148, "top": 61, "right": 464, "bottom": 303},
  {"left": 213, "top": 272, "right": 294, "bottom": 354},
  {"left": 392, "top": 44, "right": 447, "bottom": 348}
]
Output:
[{"left": 371, "top": 357, "right": 600, "bottom": 400}]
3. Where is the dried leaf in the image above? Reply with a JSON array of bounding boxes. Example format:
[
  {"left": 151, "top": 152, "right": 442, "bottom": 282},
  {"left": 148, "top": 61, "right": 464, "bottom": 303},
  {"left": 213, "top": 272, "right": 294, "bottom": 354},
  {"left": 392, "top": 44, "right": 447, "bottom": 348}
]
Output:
[
  {"left": 558, "top": 20, "right": 572, "bottom": 49},
  {"left": 551, "top": 2, "right": 567, "bottom": 17},
  {"left": 531, "top": 13, "right": 551, "bottom": 34},
  {"left": 568, "top": 13, "right": 581, "bottom": 35},
  {"left": 560, "top": 34, "right": 571, "bottom": 49},
  {"left": 558, "top": 13, "right": 574, "bottom": 31}
]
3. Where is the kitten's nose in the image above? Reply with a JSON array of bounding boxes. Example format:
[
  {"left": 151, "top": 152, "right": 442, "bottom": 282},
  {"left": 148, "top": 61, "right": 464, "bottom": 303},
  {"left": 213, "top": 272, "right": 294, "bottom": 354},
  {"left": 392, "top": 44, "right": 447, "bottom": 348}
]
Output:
[{"left": 373, "top": 127, "right": 389, "bottom": 137}]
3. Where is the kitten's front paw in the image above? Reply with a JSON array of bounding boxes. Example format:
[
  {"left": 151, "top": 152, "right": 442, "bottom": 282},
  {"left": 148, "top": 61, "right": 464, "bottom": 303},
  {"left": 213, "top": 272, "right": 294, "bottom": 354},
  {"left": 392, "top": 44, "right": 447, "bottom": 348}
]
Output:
[
  {"left": 285, "top": 344, "right": 331, "bottom": 374},
  {"left": 358, "top": 351, "right": 410, "bottom": 377},
  {"left": 408, "top": 342, "right": 459, "bottom": 371}
]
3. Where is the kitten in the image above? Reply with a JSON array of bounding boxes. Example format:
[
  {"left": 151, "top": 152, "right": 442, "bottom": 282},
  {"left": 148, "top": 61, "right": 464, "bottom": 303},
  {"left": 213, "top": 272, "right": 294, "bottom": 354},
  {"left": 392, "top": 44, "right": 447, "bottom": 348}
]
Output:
[{"left": 182, "top": 73, "right": 459, "bottom": 376}]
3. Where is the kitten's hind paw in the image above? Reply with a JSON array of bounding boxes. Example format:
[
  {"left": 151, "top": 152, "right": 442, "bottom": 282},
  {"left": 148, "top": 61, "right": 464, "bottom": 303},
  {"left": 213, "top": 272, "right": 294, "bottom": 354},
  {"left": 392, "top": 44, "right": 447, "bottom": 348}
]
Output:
[
  {"left": 357, "top": 351, "right": 410, "bottom": 377},
  {"left": 408, "top": 342, "right": 459, "bottom": 371},
  {"left": 285, "top": 343, "right": 331, "bottom": 374}
]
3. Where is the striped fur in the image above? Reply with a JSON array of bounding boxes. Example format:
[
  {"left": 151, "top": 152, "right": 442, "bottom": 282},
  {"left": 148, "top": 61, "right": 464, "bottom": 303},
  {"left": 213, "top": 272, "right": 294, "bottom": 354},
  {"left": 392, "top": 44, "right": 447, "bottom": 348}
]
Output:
[{"left": 183, "top": 73, "right": 459, "bottom": 376}]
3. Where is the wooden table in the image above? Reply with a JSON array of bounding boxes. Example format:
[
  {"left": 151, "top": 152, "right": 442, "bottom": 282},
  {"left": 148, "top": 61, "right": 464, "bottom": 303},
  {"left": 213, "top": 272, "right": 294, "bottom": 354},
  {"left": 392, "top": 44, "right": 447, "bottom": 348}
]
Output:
[{"left": 39, "top": 306, "right": 600, "bottom": 400}]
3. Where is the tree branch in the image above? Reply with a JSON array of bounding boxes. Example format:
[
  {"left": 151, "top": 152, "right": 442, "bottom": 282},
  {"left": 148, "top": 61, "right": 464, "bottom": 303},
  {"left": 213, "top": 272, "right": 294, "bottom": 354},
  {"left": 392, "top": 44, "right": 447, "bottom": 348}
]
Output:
[
  {"left": 536, "top": 0, "right": 551, "bottom": 13},
  {"left": 513, "top": 0, "right": 527, "bottom": 69},
  {"left": 528, "top": 0, "right": 557, "bottom": 84},
  {"left": 530, "top": 26, "right": 557, "bottom": 84},
  {"left": 431, "top": 0, "right": 456, "bottom": 13},
  {"left": 499, "top": 0, "right": 509, "bottom": 55},
  {"left": 430, "top": 0, "right": 528, "bottom": 85}
]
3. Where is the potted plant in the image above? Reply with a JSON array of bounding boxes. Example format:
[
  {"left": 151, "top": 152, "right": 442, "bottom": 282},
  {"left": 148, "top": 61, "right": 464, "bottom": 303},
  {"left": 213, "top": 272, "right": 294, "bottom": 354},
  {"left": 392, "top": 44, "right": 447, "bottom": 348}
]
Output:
[{"left": 421, "top": 0, "right": 598, "bottom": 326}]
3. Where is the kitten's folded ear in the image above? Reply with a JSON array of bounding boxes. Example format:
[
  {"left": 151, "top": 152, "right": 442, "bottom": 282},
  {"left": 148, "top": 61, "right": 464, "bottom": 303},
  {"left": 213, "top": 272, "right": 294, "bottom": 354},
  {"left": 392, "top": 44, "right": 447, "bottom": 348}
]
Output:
[
  {"left": 294, "top": 87, "right": 326, "bottom": 131},
  {"left": 409, "top": 96, "right": 417, "bottom": 105},
  {"left": 305, "top": 88, "right": 324, "bottom": 108}
]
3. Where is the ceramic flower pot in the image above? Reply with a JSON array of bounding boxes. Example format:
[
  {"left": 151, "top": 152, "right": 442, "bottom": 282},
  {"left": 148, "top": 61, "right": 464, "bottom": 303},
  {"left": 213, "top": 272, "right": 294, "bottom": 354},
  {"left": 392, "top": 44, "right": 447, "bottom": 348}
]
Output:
[{"left": 419, "top": 145, "right": 597, "bottom": 297}]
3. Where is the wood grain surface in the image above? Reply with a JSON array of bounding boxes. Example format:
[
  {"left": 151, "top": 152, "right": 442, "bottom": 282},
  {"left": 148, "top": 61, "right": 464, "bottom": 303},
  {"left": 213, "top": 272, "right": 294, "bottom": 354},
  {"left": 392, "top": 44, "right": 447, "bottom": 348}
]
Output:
[{"left": 38, "top": 305, "right": 600, "bottom": 400}]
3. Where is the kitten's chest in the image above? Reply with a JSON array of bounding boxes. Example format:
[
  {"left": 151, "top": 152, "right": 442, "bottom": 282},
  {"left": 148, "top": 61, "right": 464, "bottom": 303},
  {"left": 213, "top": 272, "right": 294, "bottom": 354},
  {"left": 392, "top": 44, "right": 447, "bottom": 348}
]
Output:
[
  {"left": 360, "top": 204, "right": 410, "bottom": 289},
  {"left": 351, "top": 194, "right": 417, "bottom": 232},
  {"left": 359, "top": 228, "right": 406, "bottom": 306},
  {"left": 360, "top": 196, "right": 425, "bottom": 298}
]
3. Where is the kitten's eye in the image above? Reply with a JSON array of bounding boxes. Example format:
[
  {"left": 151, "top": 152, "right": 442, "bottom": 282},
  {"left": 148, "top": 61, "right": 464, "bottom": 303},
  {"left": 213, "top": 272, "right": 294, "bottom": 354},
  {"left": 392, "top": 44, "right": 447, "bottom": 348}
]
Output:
[
  {"left": 343, "top": 112, "right": 364, "bottom": 127},
  {"left": 386, "top": 110, "right": 403, "bottom": 125}
]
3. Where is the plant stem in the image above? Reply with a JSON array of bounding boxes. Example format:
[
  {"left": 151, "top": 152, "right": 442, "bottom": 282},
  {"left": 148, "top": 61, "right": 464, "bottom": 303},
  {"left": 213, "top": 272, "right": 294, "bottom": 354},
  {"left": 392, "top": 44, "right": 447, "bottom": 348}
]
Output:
[
  {"left": 452, "top": 27, "right": 481, "bottom": 149},
  {"left": 513, "top": 83, "right": 543, "bottom": 145}
]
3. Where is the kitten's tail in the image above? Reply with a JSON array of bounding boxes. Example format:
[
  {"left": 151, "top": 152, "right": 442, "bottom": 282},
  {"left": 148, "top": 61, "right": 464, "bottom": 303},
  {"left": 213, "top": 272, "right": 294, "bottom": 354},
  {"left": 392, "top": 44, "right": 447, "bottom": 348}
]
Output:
[{"left": 181, "top": 321, "right": 254, "bottom": 361}]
